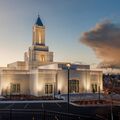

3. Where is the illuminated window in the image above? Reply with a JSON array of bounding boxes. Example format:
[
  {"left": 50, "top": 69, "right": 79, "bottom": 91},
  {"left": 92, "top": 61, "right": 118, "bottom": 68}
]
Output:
[
  {"left": 38, "top": 31, "right": 42, "bottom": 44},
  {"left": 11, "top": 84, "right": 20, "bottom": 93},
  {"left": 91, "top": 84, "right": 97, "bottom": 93},
  {"left": 45, "top": 84, "right": 53, "bottom": 94},
  {"left": 41, "top": 55, "right": 45, "bottom": 62},
  {"left": 69, "top": 80, "right": 79, "bottom": 93}
]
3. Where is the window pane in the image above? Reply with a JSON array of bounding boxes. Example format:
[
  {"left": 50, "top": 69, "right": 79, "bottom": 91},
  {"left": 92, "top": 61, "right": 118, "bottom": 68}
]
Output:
[
  {"left": 17, "top": 84, "right": 20, "bottom": 93},
  {"left": 45, "top": 84, "right": 53, "bottom": 94},
  {"left": 69, "top": 80, "right": 79, "bottom": 93},
  {"left": 11, "top": 84, "right": 20, "bottom": 93}
]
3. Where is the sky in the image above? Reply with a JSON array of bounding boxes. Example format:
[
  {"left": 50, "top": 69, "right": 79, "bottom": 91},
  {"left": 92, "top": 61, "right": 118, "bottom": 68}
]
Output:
[{"left": 0, "top": 0, "right": 120, "bottom": 66}]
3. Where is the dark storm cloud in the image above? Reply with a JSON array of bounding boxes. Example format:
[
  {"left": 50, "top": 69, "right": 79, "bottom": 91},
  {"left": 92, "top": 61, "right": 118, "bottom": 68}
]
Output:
[{"left": 80, "top": 21, "right": 120, "bottom": 66}]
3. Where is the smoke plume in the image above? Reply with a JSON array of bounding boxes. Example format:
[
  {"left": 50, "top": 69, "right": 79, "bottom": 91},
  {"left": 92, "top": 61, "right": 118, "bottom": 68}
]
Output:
[{"left": 80, "top": 21, "right": 120, "bottom": 67}]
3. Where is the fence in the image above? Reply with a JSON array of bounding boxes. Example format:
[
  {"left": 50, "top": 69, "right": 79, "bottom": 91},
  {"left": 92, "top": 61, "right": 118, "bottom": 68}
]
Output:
[{"left": 0, "top": 109, "right": 104, "bottom": 120}]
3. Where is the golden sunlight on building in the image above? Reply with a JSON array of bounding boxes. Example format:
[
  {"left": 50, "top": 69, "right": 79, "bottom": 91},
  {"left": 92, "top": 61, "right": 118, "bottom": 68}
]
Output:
[{"left": 0, "top": 16, "right": 103, "bottom": 96}]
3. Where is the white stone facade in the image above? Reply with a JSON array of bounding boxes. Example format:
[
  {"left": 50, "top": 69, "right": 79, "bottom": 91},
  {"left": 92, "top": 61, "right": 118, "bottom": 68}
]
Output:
[{"left": 0, "top": 16, "right": 103, "bottom": 96}]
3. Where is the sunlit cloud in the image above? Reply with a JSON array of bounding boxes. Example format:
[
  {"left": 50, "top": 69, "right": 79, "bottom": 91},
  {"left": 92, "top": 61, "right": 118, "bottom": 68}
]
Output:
[{"left": 80, "top": 20, "right": 120, "bottom": 67}]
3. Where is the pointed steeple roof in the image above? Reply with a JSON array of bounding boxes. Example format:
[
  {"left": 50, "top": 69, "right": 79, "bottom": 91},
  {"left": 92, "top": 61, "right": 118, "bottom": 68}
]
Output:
[{"left": 35, "top": 15, "right": 43, "bottom": 26}]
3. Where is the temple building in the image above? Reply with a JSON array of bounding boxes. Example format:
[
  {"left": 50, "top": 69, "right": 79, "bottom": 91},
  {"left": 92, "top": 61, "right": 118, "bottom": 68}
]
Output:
[{"left": 0, "top": 16, "right": 103, "bottom": 96}]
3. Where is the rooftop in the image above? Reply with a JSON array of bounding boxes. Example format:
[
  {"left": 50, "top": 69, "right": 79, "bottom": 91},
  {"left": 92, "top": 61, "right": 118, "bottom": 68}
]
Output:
[{"left": 35, "top": 15, "right": 43, "bottom": 26}]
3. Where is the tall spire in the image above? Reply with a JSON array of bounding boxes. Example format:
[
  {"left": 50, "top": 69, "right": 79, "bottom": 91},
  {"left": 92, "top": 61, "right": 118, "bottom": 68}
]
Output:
[{"left": 35, "top": 14, "right": 43, "bottom": 26}]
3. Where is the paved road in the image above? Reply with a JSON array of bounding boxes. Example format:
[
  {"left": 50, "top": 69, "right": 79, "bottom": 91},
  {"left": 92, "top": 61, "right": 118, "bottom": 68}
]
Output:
[{"left": 0, "top": 102, "right": 119, "bottom": 120}]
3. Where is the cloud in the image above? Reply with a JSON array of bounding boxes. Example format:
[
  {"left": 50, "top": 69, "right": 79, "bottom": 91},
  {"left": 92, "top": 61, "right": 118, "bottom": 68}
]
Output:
[{"left": 80, "top": 21, "right": 120, "bottom": 67}]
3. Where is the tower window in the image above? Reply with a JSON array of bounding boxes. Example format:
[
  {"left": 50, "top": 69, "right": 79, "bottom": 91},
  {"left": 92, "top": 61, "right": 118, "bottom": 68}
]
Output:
[
  {"left": 41, "top": 55, "right": 45, "bottom": 62},
  {"left": 38, "top": 31, "right": 42, "bottom": 44}
]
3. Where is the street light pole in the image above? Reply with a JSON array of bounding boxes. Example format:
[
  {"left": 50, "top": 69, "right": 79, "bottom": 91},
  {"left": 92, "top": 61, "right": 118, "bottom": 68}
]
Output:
[
  {"left": 98, "top": 85, "right": 100, "bottom": 102},
  {"left": 54, "top": 81, "right": 55, "bottom": 99},
  {"left": 66, "top": 63, "right": 71, "bottom": 113},
  {"left": 98, "top": 74, "right": 100, "bottom": 103},
  {"left": 110, "top": 93, "right": 113, "bottom": 120},
  {"left": 68, "top": 67, "right": 70, "bottom": 113},
  {"left": 110, "top": 73, "right": 114, "bottom": 120}
]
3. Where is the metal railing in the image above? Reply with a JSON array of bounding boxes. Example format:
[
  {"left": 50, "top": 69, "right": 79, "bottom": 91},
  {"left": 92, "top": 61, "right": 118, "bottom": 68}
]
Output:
[{"left": 0, "top": 109, "right": 105, "bottom": 120}]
